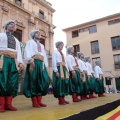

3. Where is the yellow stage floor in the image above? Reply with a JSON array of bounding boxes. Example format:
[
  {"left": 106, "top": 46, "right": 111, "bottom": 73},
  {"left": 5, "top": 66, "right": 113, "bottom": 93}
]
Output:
[{"left": 0, "top": 94, "right": 120, "bottom": 120}]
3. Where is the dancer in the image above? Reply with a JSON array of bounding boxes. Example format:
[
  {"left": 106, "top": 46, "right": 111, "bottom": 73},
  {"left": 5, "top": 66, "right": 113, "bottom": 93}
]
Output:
[
  {"left": 0, "top": 20, "right": 24, "bottom": 112},
  {"left": 23, "top": 30, "right": 49, "bottom": 107},
  {"left": 94, "top": 61, "right": 106, "bottom": 97},
  {"left": 52, "top": 41, "right": 69, "bottom": 105},
  {"left": 66, "top": 47, "right": 83, "bottom": 102}
]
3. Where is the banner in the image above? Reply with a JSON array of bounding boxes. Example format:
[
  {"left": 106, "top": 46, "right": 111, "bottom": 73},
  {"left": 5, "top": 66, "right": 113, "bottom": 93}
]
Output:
[{"left": 96, "top": 106, "right": 120, "bottom": 120}]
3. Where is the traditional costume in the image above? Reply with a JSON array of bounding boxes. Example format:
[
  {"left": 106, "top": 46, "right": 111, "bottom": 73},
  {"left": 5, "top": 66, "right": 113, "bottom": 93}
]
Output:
[
  {"left": 84, "top": 56, "right": 97, "bottom": 98},
  {"left": 77, "top": 52, "right": 90, "bottom": 100},
  {"left": 0, "top": 20, "right": 23, "bottom": 112},
  {"left": 23, "top": 30, "right": 49, "bottom": 107},
  {"left": 94, "top": 61, "right": 105, "bottom": 97},
  {"left": 66, "top": 47, "right": 83, "bottom": 102},
  {"left": 52, "top": 41, "right": 69, "bottom": 105}
]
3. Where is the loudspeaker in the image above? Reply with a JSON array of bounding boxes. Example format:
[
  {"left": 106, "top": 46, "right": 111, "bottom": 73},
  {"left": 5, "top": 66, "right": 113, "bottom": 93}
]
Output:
[{"left": 105, "top": 77, "right": 111, "bottom": 85}]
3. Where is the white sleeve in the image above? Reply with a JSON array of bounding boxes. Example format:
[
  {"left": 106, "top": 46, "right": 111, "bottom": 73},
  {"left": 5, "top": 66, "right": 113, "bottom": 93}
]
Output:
[
  {"left": 87, "top": 71, "right": 92, "bottom": 75},
  {"left": 0, "top": 33, "right": 7, "bottom": 48},
  {"left": 94, "top": 67, "right": 99, "bottom": 78},
  {"left": 99, "top": 68, "right": 103, "bottom": 74},
  {"left": 16, "top": 40, "right": 23, "bottom": 64},
  {"left": 52, "top": 52, "right": 58, "bottom": 72},
  {"left": 89, "top": 64, "right": 94, "bottom": 73},
  {"left": 78, "top": 60, "right": 83, "bottom": 72},
  {"left": 86, "top": 63, "right": 92, "bottom": 75},
  {"left": 64, "top": 55, "right": 69, "bottom": 70},
  {"left": 66, "top": 56, "right": 73, "bottom": 71},
  {"left": 24, "top": 41, "right": 32, "bottom": 61},
  {"left": 43, "top": 48, "right": 48, "bottom": 67}
]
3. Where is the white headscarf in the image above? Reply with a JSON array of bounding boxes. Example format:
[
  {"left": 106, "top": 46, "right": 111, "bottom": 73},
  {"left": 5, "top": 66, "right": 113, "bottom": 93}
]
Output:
[
  {"left": 67, "top": 46, "right": 74, "bottom": 53},
  {"left": 3, "top": 20, "right": 16, "bottom": 31},
  {"left": 95, "top": 60, "right": 99, "bottom": 65},
  {"left": 77, "top": 52, "right": 83, "bottom": 58},
  {"left": 55, "top": 41, "right": 64, "bottom": 48},
  {"left": 30, "top": 30, "right": 40, "bottom": 39},
  {"left": 84, "top": 56, "right": 90, "bottom": 62}
]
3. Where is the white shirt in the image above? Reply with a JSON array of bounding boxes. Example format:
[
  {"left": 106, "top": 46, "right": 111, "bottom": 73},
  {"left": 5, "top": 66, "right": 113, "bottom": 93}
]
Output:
[
  {"left": 78, "top": 59, "right": 91, "bottom": 75},
  {"left": 66, "top": 54, "right": 77, "bottom": 71},
  {"left": 0, "top": 32, "right": 23, "bottom": 64},
  {"left": 78, "top": 59, "right": 87, "bottom": 72},
  {"left": 94, "top": 65, "right": 103, "bottom": 78},
  {"left": 52, "top": 50, "right": 68, "bottom": 72},
  {"left": 24, "top": 39, "right": 48, "bottom": 67},
  {"left": 86, "top": 62, "right": 94, "bottom": 75}
]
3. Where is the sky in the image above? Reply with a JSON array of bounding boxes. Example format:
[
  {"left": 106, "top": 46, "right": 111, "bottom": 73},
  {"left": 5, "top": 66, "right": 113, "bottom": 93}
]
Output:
[{"left": 47, "top": 0, "right": 120, "bottom": 53}]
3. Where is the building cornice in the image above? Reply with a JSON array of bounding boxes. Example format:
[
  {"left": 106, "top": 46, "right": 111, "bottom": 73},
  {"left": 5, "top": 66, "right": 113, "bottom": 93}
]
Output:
[
  {"left": 35, "top": 0, "right": 55, "bottom": 13},
  {"left": 63, "top": 12, "right": 120, "bottom": 31},
  {"left": 3, "top": 0, "right": 55, "bottom": 27}
]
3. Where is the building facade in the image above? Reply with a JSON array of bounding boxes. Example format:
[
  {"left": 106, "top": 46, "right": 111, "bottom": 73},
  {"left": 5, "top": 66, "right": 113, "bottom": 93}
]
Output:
[
  {"left": 63, "top": 13, "right": 120, "bottom": 92},
  {"left": 0, "top": 0, "right": 55, "bottom": 93}
]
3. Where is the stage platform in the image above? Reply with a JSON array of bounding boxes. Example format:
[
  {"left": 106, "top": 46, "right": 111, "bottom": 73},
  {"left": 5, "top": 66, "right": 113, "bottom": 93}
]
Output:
[{"left": 0, "top": 94, "right": 120, "bottom": 120}]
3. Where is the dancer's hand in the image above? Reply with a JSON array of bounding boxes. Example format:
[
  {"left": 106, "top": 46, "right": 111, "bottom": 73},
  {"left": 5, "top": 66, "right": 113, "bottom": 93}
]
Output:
[
  {"left": 97, "top": 78, "right": 100, "bottom": 81},
  {"left": 19, "top": 63, "right": 24, "bottom": 71},
  {"left": 88, "top": 76, "right": 91, "bottom": 80},
  {"left": 29, "top": 59, "right": 34, "bottom": 72},
  {"left": 56, "top": 72, "right": 60, "bottom": 78},
  {"left": 81, "top": 72, "right": 84, "bottom": 77},
  {"left": 30, "top": 59, "right": 34, "bottom": 67},
  {"left": 72, "top": 70, "right": 76, "bottom": 78}
]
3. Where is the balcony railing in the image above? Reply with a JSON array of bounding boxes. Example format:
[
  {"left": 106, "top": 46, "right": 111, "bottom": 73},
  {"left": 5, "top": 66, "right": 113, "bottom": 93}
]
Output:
[
  {"left": 38, "top": 13, "right": 44, "bottom": 19},
  {"left": 14, "top": 0, "right": 24, "bottom": 8}
]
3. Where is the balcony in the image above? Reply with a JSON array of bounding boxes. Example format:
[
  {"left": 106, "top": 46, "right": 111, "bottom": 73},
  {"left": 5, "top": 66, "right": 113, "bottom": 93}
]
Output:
[
  {"left": 38, "top": 13, "right": 44, "bottom": 19},
  {"left": 14, "top": 0, "right": 24, "bottom": 8}
]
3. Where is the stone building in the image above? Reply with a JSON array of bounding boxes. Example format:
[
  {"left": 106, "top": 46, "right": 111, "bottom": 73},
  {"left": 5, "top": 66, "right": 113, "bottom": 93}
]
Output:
[{"left": 0, "top": 0, "right": 55, "bottom": 93}]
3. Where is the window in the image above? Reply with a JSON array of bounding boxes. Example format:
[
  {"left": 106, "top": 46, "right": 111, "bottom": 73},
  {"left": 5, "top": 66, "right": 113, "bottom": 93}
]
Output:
[
  {"left": 13, "top": 29, "right": 22, "bottom": 42},
  {"left": 73, "top": 44, "right": 80, "bottom": 56},
  {"left": 89, "top": 25, "right": 97, "bottom": 34},
  {"left": 114, "top": 19, "right": 120, "bottom": 23},
  {"left": 79, "top": 27, "right": 88, "bottom": 33},
  {"left": 38, "top": 10, "right": 44, "bottom": 19},
  {"left": 113, "top": 54, "right": 120, "bottom": 69},
  {"left": 108, "top": 18, "right": 120, "bottom": 25},
  {"left": 15, "top": 0, "right": 22, "bottom": 6},
  {"left": 111, "top": 36, "right": 120, "bottom": 50},
  {"left": 79, "top": 29, "right": 84, "bottom": 33},
  {"left": 72, "top": 30, "right": 79, "bottom": 38},
  {"left": 15, "top": 0, "right": 22, "bottom": 3},
  {"left": 79, "top": 25, "right": 97, "bottom": 34},
  {"left": 92, "top": 57, "right": 101, "bottom": 68},
  {"left": 108, "top": 20, "right": 114, "bottom": 25},
  {"left": 84, "top": 27, "right": 89, "bottom": 32},
  {"left": 91, "top": 40, "right": 99, "bottom": 54}
]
